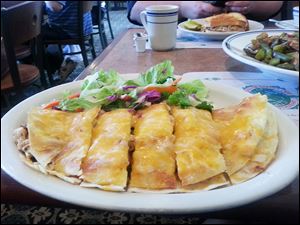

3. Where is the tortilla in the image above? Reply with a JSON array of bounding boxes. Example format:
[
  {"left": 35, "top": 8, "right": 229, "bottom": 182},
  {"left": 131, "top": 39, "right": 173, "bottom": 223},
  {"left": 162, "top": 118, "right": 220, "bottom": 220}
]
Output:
[
  {"left": 81, "top": 109, "right": 132, "bottom": 191},
  {"left": 213, "top": 94, "right": 268, "bottom": 175},
  {"left": 230, "top": 107, "right": 278, "bottom": 184},
  {"left": 172, "top": 107, "right": 226, "bottom": 186}
]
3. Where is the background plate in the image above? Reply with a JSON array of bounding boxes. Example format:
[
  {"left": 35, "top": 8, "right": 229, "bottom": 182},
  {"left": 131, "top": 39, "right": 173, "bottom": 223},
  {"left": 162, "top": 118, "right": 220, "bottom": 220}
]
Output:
[
  {"left": 222, "top": 29, "right": 299, "bottom": 77},
  {"left": 178, "top": 19, "right": 264, "bottom": 40}
]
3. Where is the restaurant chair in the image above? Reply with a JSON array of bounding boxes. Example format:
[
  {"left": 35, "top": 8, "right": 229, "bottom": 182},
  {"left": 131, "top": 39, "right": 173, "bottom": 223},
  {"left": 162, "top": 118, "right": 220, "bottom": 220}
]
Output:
[
  {"left": 1, "top": 1, "right": 33, "bottom": 61},
  {"left": 104, "top": 1, "right": 114, "bottom": 40},
  {"left": 1, "top": 1, "right": 48, "bottom": 107},
  {"left": 15, "top": 44, "right": 32, "bottom": 60},
  {"left": 43, "top": 1, "right": 96, "bottom": 68},
  {"left": 92, "top": 1, "right": 114, "bottom": 50},
  {"left": 92, "top": 1, "right": 108, "bottom": 49}
]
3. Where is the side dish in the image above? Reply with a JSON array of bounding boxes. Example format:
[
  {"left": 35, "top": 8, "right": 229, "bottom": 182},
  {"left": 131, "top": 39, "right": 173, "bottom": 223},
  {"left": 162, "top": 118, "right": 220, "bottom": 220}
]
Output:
[{"left": 244, "top": 32, "right": 299, "bottom": 71}]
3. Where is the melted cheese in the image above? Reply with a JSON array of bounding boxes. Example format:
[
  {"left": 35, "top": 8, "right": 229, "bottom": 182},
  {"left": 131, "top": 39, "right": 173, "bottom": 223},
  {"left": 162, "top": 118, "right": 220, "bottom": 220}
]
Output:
[
  {"left": 230, "top": 107, "right": 278, "bottom": 184},
  {"left": 130, "top": 103, "right": 177, "bottom": 189},
  {"left": 27, "top": 108, "right": 95, "bottom": 168},
  {"left": 51, "top": 107, "right": 99, "bottom": 176},
  {"left": 81, "top": 109, "right": 132, "bottom": 190},
  {"left": 172, "top": 107, "right": 226, "bottom": 186},
  {"left": 213, "top": 94, "right": 268, "bottom": 175},
  {"left": 134, "top": 103, "right": 173, "bottom": 139}
]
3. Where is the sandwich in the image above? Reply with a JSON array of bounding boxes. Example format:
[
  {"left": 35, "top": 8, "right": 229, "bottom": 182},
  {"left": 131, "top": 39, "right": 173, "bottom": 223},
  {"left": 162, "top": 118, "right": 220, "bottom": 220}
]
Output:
[{"left": 205, "top": 12, "right": 249, "bottom": 32}]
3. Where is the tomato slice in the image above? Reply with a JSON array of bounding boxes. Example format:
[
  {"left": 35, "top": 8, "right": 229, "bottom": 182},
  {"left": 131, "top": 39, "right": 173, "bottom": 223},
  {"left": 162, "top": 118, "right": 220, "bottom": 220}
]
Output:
[
  {"left": 43, "top": 101, "right": 60, "bottom": 109},
  {"left": 68, "top": 93, "right": 80, "bottom": 99},
  {"left": 144, "top": 85, "right": 177, "bottom": 94},
  {"left": 75, "top": 108, "right": 84, "bottom": 112}
]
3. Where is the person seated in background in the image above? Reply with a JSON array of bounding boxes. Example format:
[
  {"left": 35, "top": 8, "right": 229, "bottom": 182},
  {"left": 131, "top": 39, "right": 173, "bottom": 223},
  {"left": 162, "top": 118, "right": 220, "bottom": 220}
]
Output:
[
  {"left": 127, "top": 1, "right": 284, "bottom": 25},
  {"left": 44, "top": 1, "right": 93, "bottom": 79}
]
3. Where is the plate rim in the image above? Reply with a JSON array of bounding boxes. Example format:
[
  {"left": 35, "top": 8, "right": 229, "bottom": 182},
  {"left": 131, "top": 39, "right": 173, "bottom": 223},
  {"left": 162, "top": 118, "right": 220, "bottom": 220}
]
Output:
[
  {"left": 1, "top": 78, "right": 299, "bottom": 213},
  {"left": 222, "top": 29, "right": 299, "bottom": 77}
]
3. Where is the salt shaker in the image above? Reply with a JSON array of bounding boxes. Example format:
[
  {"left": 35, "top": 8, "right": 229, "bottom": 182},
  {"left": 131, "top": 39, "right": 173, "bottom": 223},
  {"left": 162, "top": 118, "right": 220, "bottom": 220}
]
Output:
[{"left": 133, "top": 32, "right": 147, "bottom": 53}]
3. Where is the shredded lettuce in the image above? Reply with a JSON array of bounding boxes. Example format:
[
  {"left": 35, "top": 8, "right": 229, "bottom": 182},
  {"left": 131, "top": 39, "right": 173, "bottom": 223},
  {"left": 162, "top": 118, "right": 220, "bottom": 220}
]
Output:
[
  {"left": 81, "top": 70, "right": 124, "bottom": 92},
  {"left": 102, "top": 100, "right": 127, "bottom": 111},
  {"left": 53, "top": 61, "right": 214, "bottom": 112},
  {"left": 125, "top": 60, "right": 175, "bottom": 86},
  {"left": 58, "top": 98, "right": 96, "bottom": 111},
  {"left": 167, "top": 90, "right": 191, "bottom": 108},
  {"left": 195, "top": 101, "right": 213, "bottom": 112},
  {"left": 167, "top": 80, "right": 213, "bottom": 111},
  {"left": 178, "top": 80, "right": 208, "bottom": 100},
  {"left": 81, "top": 86, "right": 119, "bottom": 103},
  {"left": 59, "top": 70, "right": 124, "bottom": 111}
]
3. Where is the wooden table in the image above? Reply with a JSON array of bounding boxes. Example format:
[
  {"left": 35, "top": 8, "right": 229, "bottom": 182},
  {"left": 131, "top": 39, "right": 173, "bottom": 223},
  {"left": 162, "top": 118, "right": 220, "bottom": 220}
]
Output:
[
  {"left": 76, "top": 29, "right": 260, "bottom": 80},
  {"left": 2, "top": 28, "right": 299, "bottom": 223}
]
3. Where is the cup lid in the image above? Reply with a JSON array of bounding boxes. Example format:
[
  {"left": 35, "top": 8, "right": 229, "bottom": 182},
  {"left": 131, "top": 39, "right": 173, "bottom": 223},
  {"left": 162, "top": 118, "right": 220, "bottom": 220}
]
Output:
[{"left": 133, "top": 32, "right": 147, "bottom": 40}]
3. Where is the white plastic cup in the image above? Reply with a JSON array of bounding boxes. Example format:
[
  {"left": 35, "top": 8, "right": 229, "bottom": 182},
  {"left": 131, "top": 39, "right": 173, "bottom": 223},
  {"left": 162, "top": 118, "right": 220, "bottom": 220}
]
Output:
[
  {"left": 133, "top": 33, "right": 147, "bottom": 53},
  {"left": 140, "top": 5, "right": 178, "bottom": 51}
]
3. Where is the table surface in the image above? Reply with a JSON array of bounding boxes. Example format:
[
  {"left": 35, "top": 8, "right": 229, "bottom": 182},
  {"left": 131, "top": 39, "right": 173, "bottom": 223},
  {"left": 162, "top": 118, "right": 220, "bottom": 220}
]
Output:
[{"left": 2, "top": 28, "right": 299, "bottom": 222}]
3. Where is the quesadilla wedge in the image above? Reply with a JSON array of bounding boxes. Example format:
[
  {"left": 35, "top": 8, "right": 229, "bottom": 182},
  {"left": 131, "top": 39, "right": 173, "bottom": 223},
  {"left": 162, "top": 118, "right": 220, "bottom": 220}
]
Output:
[
  {"left": 26, "top": 107, "right": 99, "bottom": 183},
  {"left": 213, "top": 94, "right": 268, "bottom": 176},
  {"left": 129, "top": 103, "right": 177, "bottom": 190},
  {"left": 81, "top": 109, "right": 132, "bottom": 191},
  {"left": 172, "top": 107, "right": 226, "bottom": 186},
  {"left": 230, "top": 107, "right": 278, "bottom": 184}
]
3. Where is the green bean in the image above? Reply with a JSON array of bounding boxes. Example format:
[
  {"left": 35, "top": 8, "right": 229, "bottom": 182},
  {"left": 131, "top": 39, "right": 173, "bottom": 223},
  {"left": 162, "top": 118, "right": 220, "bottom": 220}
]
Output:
[
  {"left": 269, "top": 58, "right": 280, "bottom": 66},
  {"left": 277, "top": 63, "right": 295, "bottom": 70},
  {"left": 273, "top": 44, "right": 287, "bottom": 53},
  {"left": 260, "top": 43, "right": 273, "bottom": 60},
  {"left": 273, "top": 51, "right": 293, "bottom": 62},
  {"left": 244, "top": 47, "right": 257, "bottom": 57},
  {"left": 255, "top": 48, "right": 266, "bottom": 61},
  {"left": 270, "top": 38, "right": 280, "bottom": 48}
]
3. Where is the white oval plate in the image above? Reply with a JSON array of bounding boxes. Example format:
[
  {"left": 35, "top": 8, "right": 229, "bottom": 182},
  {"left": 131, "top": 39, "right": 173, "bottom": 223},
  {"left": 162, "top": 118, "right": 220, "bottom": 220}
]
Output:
[
  {"left": 178, "top": 19, "right": 264, "bottom": 40},
  {"left": 222, "top": 29, "right": 299, "bottom": 77},
  {"left": 1, "top": 75, "right": 299, "bottom": 213},
  {"left": 274, "top": 20, "right": 299, "bottom": 29}
]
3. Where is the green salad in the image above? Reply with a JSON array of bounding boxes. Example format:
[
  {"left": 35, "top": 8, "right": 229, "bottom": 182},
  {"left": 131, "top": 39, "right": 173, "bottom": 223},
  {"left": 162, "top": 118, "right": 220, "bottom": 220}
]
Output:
[{"left": 43, "top": 60, "right": 213, "bottom": 112}]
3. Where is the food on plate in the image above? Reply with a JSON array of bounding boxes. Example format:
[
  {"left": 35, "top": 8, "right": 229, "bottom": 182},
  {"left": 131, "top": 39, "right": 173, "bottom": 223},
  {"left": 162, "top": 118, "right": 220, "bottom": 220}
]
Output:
[
  {"left": 212, "top": 94, "right": 274, "bottom": 177},
  {"left": 181, "top": 12, "right": 249, "bottom": 32},
  {"left": 172, "top": 107, "right": 226, "bottom": 186},
  {"left": 80, "top": 109, "right": 132, "bottom": 191},
  {"left": 129, "top": 103, "right": 177, "bottom": 190},
  {"left": 24, "top": 107, "right": 99, "bottom": 183},
  {"left": 13, "top": 61, "right": 278, "bottom": 193},
  {"left": 205, "top": 12, "right": 249, "bottom": 32},
  {"left": 244, "top": 32, "right": 299, "bottom": 71},
  {"left": 230, "top": 107, "right": 278, "bottom": 184},
  {"left": 182, "top": 20, "right": 204, "bottom": 31}
]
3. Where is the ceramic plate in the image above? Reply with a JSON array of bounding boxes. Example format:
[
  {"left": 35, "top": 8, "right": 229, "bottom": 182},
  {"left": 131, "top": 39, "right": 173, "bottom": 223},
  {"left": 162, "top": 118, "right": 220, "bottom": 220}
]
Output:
[
  {"left": 178, "top": 19, "right": 264, "bottom": 40},
  {"left": 222, "top": 29, "right": 299, "bottom": 77},
  {"left": 274, "top": 20, "right": 299, "bottom": 29},
  {"left": 1, "top": 74, "right": 299, "bottom": 213}
]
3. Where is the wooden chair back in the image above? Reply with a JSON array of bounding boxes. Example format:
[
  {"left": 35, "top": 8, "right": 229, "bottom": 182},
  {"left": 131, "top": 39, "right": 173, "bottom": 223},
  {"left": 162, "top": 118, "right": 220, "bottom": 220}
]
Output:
[{"left": 1, "top": 1, "right": 43, "bottom": 89}]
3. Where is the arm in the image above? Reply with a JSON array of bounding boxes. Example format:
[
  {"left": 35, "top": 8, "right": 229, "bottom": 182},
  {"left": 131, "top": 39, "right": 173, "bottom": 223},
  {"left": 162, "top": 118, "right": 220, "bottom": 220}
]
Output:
[
  {"left": 129, "top": 1, "right": 223, "bottom": 24},
  {"left": 225, "top": 1, "right": 284, "bottom": 20},
  {"left": 45, "top": 1, "right": 64, "bottom": 12}
]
